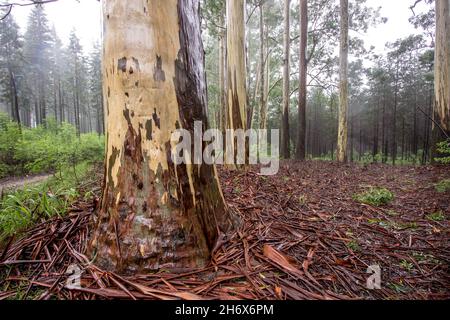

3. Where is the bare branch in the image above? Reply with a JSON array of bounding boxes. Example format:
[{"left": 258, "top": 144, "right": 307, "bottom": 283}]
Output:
[
  {"left": 409, "top": 0, "right": 422, "bottom": 16},
  {"left": 0, "top": 0, "right": 59, "bottom": 20}
]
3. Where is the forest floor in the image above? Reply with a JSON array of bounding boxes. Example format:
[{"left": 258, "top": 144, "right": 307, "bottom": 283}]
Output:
[{"left": 0, "top": 161, "right": 449, "bottom": 300}]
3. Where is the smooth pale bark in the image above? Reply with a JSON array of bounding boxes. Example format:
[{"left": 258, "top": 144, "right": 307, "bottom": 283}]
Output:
[
  {"left": 435, "top": 0, "right": 450, "bottom": 134},
  {"left": 219, "top": 12, "right": 226, "bottom": 133},
  {"left": 337, "top": 0, "right": 349, "bottom": 163},
  {"left": 281, "top": 0, "right": 291, "bottom": 159},
  {"left": 261, "top": 38, "right": 269, "bottom": 130},
  {"left": 226, "top": 0, "right": 247, "bottom": 165},
  {"left": 295, "top": 0, "right": 307, "bottom": 160},
  {"left": 89, "top": 0, "right": 230, "bottom": 273},
  {"left": 259, "top": 3, "right": 268, "bottom": 130}
]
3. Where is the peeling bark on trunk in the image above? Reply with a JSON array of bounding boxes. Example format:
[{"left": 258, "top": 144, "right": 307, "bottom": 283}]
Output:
[
  {"left": 89, "top": 0, "right": 230, "bottom": 274},
  {"left": 435, "top": 0, "right": 450, "bottom": 135},
  {"left": 337, "top": 0, "right": 349, "bottom": 163},
  {"left": 281, "top": 0, "right": 291, "bottom": 159},
  {"left": 226, "top": 0, "right": 247, "bottom": 166}
]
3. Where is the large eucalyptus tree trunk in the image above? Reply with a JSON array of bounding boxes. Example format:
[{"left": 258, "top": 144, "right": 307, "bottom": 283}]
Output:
[
  {"left": 281, "top": 0, "right": 291, "bottom": 159},
  {"left": 226, "top": 0, "right": 247, "bottom": 165},
  {"left": 295, "top": 0, "right": 307, "bottom": 160},
  {"left": 337, "top": 0, "right": 349, "bottom": 163},
  {"left": 435, "top": 0, "right": 450, "bottom": 135},
  {"left": 89, "top": 0, "right": 229, "bottom": 274}
]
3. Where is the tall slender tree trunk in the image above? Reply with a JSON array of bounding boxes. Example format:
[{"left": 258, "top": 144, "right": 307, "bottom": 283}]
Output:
[
  {"left": 373, "top": 94, "right": 379, "bottom": 161},
  {"left": 392, "top": 64, "right": 399, "bottom": 165},
  {"left": 350, "top": 105, "right": 354, "bottom": 162},
  {"left": 435, "top": 0, "right": 450, "bottom": 137},
  {"left": 423, "top": 87, "right": 433, "bottom": 164},
  {"left": 401, "top": 117, "right": 405, "bottom": 161},
  {"left": 413, "top": 85, "right": 418, "bottom": 156},
  {"left": 281, "top": 0, "right": 291, "bottom": 159},
  {"left": 8, "top": 67, "right": 21, "bottom": 131},
  {"left": 219, "top": 12, "right": 226, "bottom": 133},
  {"left": 261, "top": 41, "right": 269, "bottom": 130},
  {"left": 61, "top": 93, "right": 65, "bottom": 123},
  {"left": 258, "top": 2, "right": 267, "bottom": 130},
  {"left": 295, "top": 0, "right": 307, "bottom": 160},
  {"left": 226, "top": 0, "right": 247, "bottom": 166},
  {"left": 382, "top": 85, "right": 387, "bottom": 163},
  {"left": 96, "top": 96, "right": 102, "bottom": 136},
  {"left": 337, "top": 0, "right": 349, "bottom": 163},
  {"left": 34, "top": 100, "right": 39, "bottom": 127},
  {"left": 88, "top": 0, "right": 230, "bottom": 273}
]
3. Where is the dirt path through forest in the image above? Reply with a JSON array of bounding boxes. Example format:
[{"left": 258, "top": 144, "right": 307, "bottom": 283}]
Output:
[{"left": 0, "top": 173, "right": 53, "bottom": 193}]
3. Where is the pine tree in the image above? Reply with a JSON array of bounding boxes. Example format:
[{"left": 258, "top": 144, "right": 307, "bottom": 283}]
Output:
[
  {"left": 0, "top": 11, "right": 22, "bottom": 126},
  {"left": 23, "top": 6, "right": 52, "bottom": 126}
]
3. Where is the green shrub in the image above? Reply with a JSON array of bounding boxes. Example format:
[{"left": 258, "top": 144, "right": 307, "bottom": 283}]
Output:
[
  {"left": 435, "top": 179, "right": 450, "bottom": 193},
  {"left": 426, "top": 211, "right": 445, "bottom": 222},
  {"left": 0, "top": 113, "right": 22, "bottom": 178},
  {"left": 353, "top": 187, "right": 394, "bottom": 206},
  {"left": 435, "top": 139, "right": 450, "bottom": 165},
  {"left": 0, "top": 113, "right": 104, "bottom": 178}
]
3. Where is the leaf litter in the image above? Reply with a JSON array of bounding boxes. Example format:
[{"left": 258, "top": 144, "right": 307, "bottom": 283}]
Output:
[{"left": 0, "top": 161, "right": 449, "bottom": 300}]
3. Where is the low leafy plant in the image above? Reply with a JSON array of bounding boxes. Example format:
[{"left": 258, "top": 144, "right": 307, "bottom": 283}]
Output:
[
  {"left": 353, "top": 187, "right": 394, "bottom": 206},
  {"left": 399, "top": 260, "right": 414, "bottom": 271},
  {"left": 0, "top": 162, "right": 94, "bottom": 242},
  {"left": 426, "top": 211, "right": 445, "bottom": 222},
  {"left": 435, "top": 139, "right": 450, "bottom": 165},
  {"left": 346, "top": 240, "right": 360, "bottom": 251},
  {"left": 388, "top": 281, "right": 409, "bottom": 294},
  {"left": 435, "top": 179, "right": 450, "bottom": 193}
]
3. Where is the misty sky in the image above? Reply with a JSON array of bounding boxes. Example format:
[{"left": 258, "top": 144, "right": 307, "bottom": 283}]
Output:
[{"left": 9, "top": 0, "right": 431, "bottom": 55}]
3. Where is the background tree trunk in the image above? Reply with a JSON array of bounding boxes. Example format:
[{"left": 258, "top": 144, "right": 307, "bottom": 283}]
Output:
[
  {"left": 281, "top": 0, "right": 291, "bottom": 159},
  {"left": 258, "top": 2, "right": 267, "bottom": 130},
  {"left": 89, "top": 0, "right": 229, "bottom": 274},
  {"left": 226, "top": 0, "right": 247, "bottom": 165},
  {"left": 434, "top": 0, "right": 450, "bottom": 136},
  {"left": 219, "top": 12, "right": 226, "bottom": 134},
  {"left": 295, "top": 0, "right": 307, "bottom": 160},
  {"left": 337, "top": 0, "right": 349, "bottom": 163}
]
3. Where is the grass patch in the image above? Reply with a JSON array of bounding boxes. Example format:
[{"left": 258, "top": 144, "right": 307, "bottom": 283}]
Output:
[
  {"left": 367, "top": 218, "right": 418, "bottom": 231},
  {"left": 353, "top": 187, "right": 394, "bottom": 206},
  {"left": 0, "top": 162, "right": 96, "bottom": 243},
  {"left": 411, "top": 252, "right": 440, "bottom": 265},
  {"left": 399, "top": 260, "right": 414, "bottom": 272},
  {"left": 435, "top": 179, "right": 450, "bottom": 193},
  {"left": 388, "top": 281, "right": 409, "bottom": 294},
  {"left": 426, "top": 211, "right": 445, "bottom": 222},
  {"left": 346, "top": 240, "right": 360, "bottom": 251}
]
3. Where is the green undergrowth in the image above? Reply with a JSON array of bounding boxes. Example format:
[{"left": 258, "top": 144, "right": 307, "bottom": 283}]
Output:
[
  {"left": 0, "top": 162, "right": 97, "bottom": 243},
  {"left": 435, "top": 179, "right": 450, "bottom": 193},
  {"left": 0, "top": 113, "right": 104, "bottom": 179},
  {"left": 353, "top": 187, "right": 394, "bottom": 206}
]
